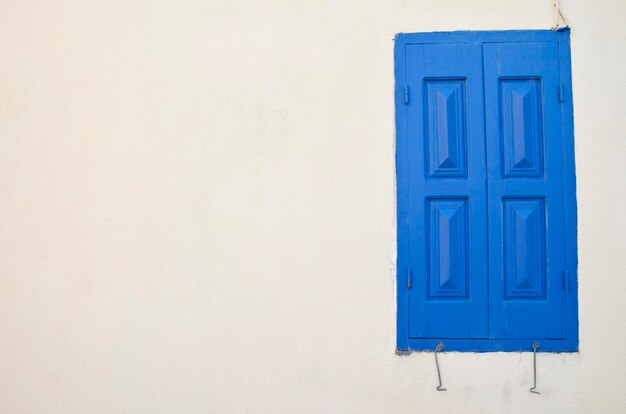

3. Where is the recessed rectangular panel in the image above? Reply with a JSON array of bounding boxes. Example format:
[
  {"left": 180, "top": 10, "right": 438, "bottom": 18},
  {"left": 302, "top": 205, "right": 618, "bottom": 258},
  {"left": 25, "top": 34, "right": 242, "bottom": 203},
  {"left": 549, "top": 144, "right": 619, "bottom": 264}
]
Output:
[
  {"left": 424, "top": 79, "right": 467, "bottom": 178},
  {"left": 503, "top": 198, "right": 546, "bottom": 299},
  {"left": 427, "top": 198, "right": 468, "bottom": 299},
  {"left": 499, "top": 79, "right": 544, "bottom": 177}
]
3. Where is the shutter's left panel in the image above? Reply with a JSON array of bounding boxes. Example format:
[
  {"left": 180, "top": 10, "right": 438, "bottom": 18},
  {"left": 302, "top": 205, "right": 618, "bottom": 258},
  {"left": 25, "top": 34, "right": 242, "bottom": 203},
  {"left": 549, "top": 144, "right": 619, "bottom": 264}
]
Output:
[{"left": 404, "top": 43, "right": 489, "bottom": 339}]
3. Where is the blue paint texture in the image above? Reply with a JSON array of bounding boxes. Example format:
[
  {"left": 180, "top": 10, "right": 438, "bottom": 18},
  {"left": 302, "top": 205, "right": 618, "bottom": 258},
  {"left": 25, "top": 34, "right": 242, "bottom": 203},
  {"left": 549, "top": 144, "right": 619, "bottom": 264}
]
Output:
[{"left": 395, "top": 30, "right": 578, "bottom": 353}]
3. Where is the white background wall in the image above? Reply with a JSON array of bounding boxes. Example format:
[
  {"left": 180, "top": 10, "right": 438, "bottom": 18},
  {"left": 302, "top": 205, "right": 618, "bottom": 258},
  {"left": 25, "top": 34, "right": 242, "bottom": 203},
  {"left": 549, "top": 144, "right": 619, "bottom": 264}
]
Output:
[{"left": 0, "top": 1, "right": 624, "bottom": 413}]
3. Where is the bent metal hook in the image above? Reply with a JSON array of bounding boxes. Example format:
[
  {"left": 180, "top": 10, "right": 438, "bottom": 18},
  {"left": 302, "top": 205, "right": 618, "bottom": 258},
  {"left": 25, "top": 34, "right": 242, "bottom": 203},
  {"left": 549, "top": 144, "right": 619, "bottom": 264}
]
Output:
[
  {"left": 530, "top": 342, "right": 541, "bottom": 394},
  {"left": 434, "top": 342, "right": 446, "bottom": 391}
]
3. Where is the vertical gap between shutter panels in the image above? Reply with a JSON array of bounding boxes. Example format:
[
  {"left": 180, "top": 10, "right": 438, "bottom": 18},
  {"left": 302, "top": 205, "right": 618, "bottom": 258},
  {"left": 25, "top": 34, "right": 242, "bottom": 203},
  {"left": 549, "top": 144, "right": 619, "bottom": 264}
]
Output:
[
  {"left": 479, "top": 41, "right": 491, "bottom": 338},
  {"left": 556, "top": 40, "right": 568, "bottom": 298}
]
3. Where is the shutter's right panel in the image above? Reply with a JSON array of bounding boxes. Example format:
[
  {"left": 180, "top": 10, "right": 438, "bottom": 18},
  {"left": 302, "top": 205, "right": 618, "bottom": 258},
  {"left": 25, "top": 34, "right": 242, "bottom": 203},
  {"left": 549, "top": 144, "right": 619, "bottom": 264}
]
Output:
[{"left": 484, "top": 42, "right": 567, "bottom": 339}]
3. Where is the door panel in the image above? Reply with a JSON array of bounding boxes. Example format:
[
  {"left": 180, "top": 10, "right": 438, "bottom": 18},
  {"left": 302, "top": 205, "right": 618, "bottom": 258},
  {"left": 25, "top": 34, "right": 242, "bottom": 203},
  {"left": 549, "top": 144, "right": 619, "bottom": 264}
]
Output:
[
  {"left": 484, "top": 42, "right": 567, "bottom": 339},
  {"left": 406, "top": 43, "right": 488, "bottom": 339}
]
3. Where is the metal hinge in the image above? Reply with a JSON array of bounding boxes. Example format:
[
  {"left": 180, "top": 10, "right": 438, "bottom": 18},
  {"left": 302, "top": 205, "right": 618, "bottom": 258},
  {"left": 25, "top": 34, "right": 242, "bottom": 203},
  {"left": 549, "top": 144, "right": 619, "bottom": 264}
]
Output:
[
  {"left": 558, "top": 85, "right": 564, "bottom": 103},
  {"left": 404, "top": 85, "right": 409, "bottom": 104},
  {"left": 563, "top": 270, "right": 569, "bottom": 292},
  {"left": 407, "top": 267, "right": 412, "bottom": 289}
]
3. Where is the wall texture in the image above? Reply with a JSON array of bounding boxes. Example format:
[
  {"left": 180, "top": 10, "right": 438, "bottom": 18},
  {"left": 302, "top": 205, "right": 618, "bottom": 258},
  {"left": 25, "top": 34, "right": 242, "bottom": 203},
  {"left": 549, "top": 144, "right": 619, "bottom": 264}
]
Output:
[{"left": 0, "top": 1, "right": 624, "bottom": 413}]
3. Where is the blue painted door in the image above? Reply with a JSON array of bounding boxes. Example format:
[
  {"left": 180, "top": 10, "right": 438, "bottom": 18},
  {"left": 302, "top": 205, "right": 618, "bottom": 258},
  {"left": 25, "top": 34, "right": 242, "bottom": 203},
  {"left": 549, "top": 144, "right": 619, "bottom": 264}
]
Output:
[
  {"left": 483, "top": 42, "right": 567, "bottom": 339},
  {"left": 405, "top": 43, "right": 489, "bottom": 338}
]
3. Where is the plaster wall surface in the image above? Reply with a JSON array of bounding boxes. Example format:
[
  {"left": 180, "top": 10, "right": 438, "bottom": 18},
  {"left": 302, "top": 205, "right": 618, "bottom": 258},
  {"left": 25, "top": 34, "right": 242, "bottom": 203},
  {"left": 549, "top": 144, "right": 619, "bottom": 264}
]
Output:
[{"left": 0, "top": 1, "right": 624, "bottom": 413}]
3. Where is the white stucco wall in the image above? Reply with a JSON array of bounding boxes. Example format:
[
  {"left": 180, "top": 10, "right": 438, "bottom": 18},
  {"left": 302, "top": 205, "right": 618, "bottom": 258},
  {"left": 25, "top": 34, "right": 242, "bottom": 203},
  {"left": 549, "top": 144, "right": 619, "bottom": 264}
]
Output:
[{"left": 0, "top": 1, "right": 625, "bottom": 413}]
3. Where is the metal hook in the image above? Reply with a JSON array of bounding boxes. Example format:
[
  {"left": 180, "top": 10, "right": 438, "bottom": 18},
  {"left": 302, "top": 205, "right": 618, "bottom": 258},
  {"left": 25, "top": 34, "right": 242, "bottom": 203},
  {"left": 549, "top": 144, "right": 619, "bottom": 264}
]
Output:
[
  {"left": 434, "top": 342, "right": 446, "bottom": 391},
  {"left": 551, "top": 0, "right": 568, "bottom": 31},
  {"left": 530, "top": 342, "right": 540, "bottom": 394}
]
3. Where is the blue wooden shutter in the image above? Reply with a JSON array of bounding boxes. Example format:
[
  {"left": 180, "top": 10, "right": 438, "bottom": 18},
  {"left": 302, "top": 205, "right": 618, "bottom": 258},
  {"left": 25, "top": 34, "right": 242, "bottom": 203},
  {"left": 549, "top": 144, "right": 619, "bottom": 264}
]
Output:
[
  {"left": 404, "top": 43, "right": 489, "bottom": 339},
  {"left": 483, "top": 41, "right": 568, "bottom": 339},
  {"left": 396, "top": 31, "right": 577, "bottom": 351}
]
